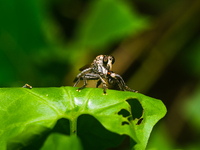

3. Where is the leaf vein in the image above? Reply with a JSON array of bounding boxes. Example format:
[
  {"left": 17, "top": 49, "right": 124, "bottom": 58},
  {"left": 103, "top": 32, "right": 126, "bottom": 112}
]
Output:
[
  {"left": 24, "top": 89, "right": 62, "bottom": 115},
  {"left": 62, "top": 87, "right": 74, "bottom": 108}
]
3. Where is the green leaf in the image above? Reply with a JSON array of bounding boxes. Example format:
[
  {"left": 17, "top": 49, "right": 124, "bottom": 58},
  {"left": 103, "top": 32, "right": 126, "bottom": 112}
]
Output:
[
  {"left": 146, "top": 123, "right": 174, "bottom": 150},
  {"left": 76, "top": 0, "right": 149, "bottom": 48},
  {"left": 0, "top": 86, "right": 166, "bottom": 150},
  {"left": 41, "top": 133, "right": 83, "bottom": 150},
  {"left": 183, "top": 85, "right": 200, "bottom": 132}
]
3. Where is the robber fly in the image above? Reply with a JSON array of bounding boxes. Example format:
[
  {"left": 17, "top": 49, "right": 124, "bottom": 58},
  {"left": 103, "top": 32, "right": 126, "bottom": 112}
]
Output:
[{"left": 73, "top": 55, "right": 137, "bottom": 94}]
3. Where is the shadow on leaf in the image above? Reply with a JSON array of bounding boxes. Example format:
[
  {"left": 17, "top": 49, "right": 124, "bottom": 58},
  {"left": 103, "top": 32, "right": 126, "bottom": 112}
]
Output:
[{"left": 77, "top": 114, "right": 126, "bottom": 150}]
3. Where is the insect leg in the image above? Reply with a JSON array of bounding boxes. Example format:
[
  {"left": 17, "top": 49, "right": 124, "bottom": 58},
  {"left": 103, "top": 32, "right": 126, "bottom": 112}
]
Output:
[
  {"left": 97, "top": 75, "right": 107, "bottom": 95},
  {"left": 85, "top": 73, "right": 107, "bottom": 94},
  {"left": 73, "top": 68, "right": 92, "bottom": 82},
  {"left": 76, "top": 73, "right": 99, "bottom": 91},
  {"left": 77, "top": 76, "right": 87, "bottom": 91},
  {"left": 115, "top": 74, "right": 138, "bottom": 92},
  {"left": 115, "top": 78, "right": 125, "bottom": 91},
  {"left": 73, "top": 77, "right": 80, "bottom": 87},
  {"left": 96, "top": 79, "right": 102, "bottom": 88}
]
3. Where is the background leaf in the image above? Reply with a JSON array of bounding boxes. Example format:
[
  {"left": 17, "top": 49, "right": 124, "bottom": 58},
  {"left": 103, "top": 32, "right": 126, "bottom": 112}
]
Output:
[
  {"left": 76, "top": 0, "right": 149, "bottom": 48},
  {"left": 41, "top": 134, "right": 83, "bottom": 150},
  {"left": 0, "top": 86, "right": 166, "bottom": 150},
  {"left": 182, "top": 86, "right": 200, "bottom": 132}
]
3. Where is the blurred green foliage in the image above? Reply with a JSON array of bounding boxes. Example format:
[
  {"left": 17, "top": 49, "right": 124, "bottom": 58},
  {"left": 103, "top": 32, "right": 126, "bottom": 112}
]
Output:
[
  {"left": 183, "top": 86, "right": 200, "bottom": 133},
  {"left": 0, "top": 0, "right": 149, "bottom": 87},
  {"left": 146, "top": 124, "right": 174, "bottom": 150},
  {"left": 75, "top": 0, "right": 149, "bottom": 48},
  {"left": 0, "top": 0, "right": 46, "bottom": 86},
  {"left": 183, "top": 38, "right": 200, "bottom": 76}
]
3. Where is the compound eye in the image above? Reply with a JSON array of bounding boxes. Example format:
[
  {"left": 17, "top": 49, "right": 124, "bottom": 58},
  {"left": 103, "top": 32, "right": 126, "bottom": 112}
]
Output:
[
  {"left": 111, "top": 56, "right": 115, "bottom": 64},
  {"left": 103, "top": 55, "right": 108, "bottom": 63}
]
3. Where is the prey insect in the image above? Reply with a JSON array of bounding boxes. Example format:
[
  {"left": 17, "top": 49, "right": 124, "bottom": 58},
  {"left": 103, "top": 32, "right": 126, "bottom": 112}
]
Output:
[
  {"left": 73, "top": 55, "right": 137, "bottom": 94},
  {"left": 22, "top": 83, "right": 32, "bottom": 89}
]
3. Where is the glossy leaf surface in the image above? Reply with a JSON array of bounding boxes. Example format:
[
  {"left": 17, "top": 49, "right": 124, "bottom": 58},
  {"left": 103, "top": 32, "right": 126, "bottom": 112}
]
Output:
[{"left": 0, "top": 86, "right": 166, "bottom": 150}]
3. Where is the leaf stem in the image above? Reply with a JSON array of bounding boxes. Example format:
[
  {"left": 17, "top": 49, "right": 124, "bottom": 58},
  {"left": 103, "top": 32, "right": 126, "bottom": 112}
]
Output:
[{"left": 70, "top": 117, "right": 77, "bottom": 136}]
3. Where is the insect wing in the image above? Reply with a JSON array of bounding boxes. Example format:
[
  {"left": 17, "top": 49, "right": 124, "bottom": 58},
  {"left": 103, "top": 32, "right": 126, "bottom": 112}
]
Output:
[{"left": 79, "top": 63, "right": 92, "bottom": 71}]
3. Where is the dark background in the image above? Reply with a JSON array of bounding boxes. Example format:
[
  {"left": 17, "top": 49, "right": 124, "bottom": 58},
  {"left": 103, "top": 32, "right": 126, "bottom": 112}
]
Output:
[{"left": 1, "top": 0, "right": 200, "bottom": 149}]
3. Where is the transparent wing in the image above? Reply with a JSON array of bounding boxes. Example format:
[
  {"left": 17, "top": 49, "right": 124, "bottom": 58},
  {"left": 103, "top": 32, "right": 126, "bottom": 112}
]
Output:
[{"left": 79, "top": 63, "right": 92, "bottom": 71}]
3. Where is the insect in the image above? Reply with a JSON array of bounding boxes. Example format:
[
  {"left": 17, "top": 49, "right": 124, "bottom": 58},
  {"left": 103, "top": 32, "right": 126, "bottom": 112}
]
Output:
[
  {"left": 22, "top": 83, "right": 32, "bottom": 89},
  {"left": 73, "top": 55, "right": 138, "bottom": 94}
]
